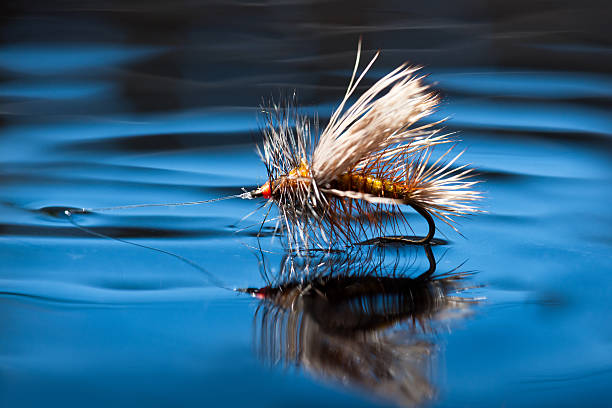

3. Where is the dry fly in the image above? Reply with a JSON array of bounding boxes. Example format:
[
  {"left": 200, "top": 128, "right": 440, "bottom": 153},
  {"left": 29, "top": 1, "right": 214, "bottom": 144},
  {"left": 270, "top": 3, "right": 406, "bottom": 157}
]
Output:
[{"left": 242, "top": 40, "right": 482, "bottom": 250}]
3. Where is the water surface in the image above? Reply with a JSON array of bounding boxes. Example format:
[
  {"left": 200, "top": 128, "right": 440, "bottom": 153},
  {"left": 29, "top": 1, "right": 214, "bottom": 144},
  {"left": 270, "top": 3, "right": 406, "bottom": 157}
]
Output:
[{"left": 1, "top": 2, "right": 612, "bottom": 407}]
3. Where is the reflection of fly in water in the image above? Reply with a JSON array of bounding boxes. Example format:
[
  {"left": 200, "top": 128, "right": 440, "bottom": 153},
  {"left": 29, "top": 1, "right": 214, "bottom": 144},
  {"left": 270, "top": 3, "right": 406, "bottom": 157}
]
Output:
[{"left": 239, "top": 246, "right": 480, "bottom": 407}]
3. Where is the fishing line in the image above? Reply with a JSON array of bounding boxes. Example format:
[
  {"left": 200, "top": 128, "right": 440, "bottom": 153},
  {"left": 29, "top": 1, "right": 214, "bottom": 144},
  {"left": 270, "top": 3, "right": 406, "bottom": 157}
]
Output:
[
  {"left": 70, "top": 192, "right": 251, "bottom": 214},
  {"left": 57, "top": 189, "right": 264, "bottom": 291},
  {"left": 63, "top": 209, "right": 231, "bottom": 291}
]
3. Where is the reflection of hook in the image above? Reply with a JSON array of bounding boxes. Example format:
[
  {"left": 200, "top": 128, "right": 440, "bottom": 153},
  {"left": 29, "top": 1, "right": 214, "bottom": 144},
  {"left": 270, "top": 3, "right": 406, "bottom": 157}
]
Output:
[{"left": 420, "top": 245, "right": 436, "bottom": 278}]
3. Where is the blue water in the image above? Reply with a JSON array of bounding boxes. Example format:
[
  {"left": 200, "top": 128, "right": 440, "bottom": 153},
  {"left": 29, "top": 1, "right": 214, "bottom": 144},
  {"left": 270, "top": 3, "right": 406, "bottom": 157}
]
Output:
[{"left": 2, "top": 2, "right": 612, "bottom": 407}]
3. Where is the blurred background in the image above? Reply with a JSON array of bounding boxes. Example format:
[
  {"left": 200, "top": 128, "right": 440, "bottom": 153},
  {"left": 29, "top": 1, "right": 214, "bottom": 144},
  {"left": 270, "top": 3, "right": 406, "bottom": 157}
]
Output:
[{"left": 1, "top": 1, "right": 612, "bottom": 407}]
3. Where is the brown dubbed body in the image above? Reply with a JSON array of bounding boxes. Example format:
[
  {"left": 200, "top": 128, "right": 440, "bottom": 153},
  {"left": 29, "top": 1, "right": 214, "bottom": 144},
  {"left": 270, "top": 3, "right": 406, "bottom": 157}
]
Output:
[
  {"left": 330, "top": 173, "right": 408, "bottom": 200},
  {"left": 255, "top": 159, "right": 415, "bottom": 203},
  {"left": 261, "top": 173, "right": 415, "bottom": 202}
]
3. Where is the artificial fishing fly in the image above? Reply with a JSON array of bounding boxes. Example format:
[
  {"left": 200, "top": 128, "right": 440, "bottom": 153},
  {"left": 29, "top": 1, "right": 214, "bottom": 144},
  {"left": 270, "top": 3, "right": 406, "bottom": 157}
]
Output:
[{"left": 243, "top": 40, "right": 482, "bottom": 250}]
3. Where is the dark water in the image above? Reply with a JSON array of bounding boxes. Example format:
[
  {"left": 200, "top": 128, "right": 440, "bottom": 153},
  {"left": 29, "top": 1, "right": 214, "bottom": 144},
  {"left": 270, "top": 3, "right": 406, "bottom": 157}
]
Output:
[{"left": 2, "top": 1, "right": 612, "bottom": 407}]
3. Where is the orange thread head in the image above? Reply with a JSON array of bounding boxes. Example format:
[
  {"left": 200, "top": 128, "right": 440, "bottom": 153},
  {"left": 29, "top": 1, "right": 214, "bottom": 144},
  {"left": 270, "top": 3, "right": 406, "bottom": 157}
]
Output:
[
  {"left": 260, "top": 181, "right": 272, "bottom": 199},
  {"left": 254, "top": 286, "right": 270, "bottom": 299}
]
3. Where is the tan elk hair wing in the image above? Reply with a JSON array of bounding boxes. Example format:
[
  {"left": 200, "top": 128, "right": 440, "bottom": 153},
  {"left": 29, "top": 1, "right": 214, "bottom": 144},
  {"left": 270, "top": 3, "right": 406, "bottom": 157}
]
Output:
[{"left": 311, "top": 43, "right": 440, "bottom": 184}]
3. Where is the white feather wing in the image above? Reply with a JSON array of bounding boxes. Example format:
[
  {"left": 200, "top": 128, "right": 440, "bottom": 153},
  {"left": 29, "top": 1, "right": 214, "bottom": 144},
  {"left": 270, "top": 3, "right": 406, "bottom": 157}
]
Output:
[{"left": 311, "top": 52, "right": 440, "bottom": 184}]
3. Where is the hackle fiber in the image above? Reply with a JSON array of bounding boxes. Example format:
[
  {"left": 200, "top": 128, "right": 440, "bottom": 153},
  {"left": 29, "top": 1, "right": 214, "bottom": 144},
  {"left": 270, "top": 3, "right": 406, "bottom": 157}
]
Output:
[{"left": 257, "top": 40, "right": 482, "bottom": 250}]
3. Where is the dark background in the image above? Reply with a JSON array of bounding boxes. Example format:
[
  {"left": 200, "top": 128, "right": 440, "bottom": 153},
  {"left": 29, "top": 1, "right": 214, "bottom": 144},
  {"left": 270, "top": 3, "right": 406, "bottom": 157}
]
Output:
[{"left": 4, "top": 0, "right": 612, "bottom": 113}]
